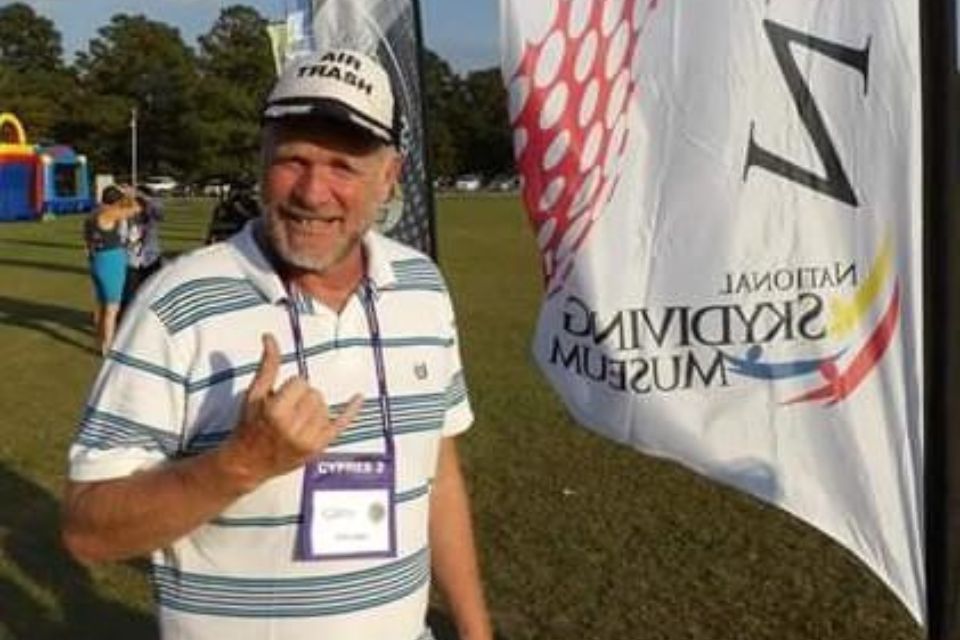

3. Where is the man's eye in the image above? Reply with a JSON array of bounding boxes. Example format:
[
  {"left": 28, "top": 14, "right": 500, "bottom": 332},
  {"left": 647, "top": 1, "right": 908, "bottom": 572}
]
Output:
[
  {"left": 274, "top": 156, "right": 305, "bottom": 169},
  {"left": 331, "top": 160, "right": 360, "bottom": 177}
]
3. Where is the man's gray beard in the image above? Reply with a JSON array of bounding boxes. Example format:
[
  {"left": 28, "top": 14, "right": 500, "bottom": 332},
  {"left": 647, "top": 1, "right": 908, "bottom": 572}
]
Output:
[{"left": 264, "top": 214, "right": 366, "bottom": 275}]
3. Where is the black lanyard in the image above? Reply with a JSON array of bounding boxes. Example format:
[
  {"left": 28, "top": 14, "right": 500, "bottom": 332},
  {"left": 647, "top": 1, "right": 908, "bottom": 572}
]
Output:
[{"left": 283, "top": 279, "right": 396, "bottom": 459}]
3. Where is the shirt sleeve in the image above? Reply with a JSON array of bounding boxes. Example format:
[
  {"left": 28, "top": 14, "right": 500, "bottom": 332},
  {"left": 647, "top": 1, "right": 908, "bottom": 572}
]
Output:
[
  {"left": 69, "top": 306, "right": 190, "bottom": 482},
  {"left": 440, "top": 288, "right": 474, "bottom": 437}
]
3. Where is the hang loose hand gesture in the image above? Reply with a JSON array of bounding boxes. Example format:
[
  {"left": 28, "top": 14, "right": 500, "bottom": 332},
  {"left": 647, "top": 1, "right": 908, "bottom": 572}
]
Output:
[
  {"left": 60, "top": 333, "right": 364, "bottom": 562},
  {"left": 222, "top": 333, "right": 364, "bottom": 492}
]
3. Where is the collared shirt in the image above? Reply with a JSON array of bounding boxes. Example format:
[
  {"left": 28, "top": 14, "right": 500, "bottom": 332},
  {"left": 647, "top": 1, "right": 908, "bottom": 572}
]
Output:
[{"left": 69, "top": 221, "right": 472, "bottom": 640}]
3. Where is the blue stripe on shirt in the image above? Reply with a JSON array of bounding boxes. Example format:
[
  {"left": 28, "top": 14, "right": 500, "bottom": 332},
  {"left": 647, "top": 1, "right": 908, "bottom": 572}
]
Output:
[{"left": 152, "top": 546, "right": 430, "bottom": 617}]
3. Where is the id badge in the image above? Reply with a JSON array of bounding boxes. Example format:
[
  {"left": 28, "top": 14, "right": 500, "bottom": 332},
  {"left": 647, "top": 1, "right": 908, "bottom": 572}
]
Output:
[{"left": 296, "top": 454, "right": 397, "bottom": 560}]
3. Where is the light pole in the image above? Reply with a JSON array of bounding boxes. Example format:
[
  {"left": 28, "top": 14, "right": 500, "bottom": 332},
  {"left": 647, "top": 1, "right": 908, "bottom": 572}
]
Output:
[{"left": 130, "top": 107, "right": 138, "bottom": 189}]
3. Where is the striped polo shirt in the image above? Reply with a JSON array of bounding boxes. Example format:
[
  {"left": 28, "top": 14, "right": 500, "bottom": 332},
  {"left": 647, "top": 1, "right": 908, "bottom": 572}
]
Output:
[{"left": 69, "top": 222, "right": 473, "bottom": 640}]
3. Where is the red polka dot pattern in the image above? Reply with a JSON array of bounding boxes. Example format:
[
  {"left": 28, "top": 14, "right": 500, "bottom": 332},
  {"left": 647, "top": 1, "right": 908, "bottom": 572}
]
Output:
[{"left": 508, "top": 0, "right": 660, "bottom": 295}]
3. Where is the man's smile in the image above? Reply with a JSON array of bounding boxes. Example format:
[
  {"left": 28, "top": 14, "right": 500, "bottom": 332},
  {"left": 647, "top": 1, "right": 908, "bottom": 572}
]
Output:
[{"left": 279, "top": 205, "right": 345, "bottom": 234}]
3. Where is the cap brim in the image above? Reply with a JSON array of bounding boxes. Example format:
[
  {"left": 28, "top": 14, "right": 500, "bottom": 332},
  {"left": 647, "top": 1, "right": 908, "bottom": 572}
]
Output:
[{"left": 262, "top": 98, "right": 395, "bottom": 146}]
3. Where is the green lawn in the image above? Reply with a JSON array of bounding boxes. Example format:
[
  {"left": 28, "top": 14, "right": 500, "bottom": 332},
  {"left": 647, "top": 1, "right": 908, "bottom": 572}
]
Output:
[{"left": 0, "top": 196, "right": 920, "bottom": 639}]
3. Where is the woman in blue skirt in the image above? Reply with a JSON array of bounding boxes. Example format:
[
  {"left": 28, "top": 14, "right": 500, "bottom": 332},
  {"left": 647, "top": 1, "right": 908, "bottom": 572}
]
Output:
[{"left": 84, "top": 186, "right": 141, "bottom": 355}]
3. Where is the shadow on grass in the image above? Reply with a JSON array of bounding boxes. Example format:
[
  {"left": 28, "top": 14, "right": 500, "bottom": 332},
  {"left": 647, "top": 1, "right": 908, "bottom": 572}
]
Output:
[
  {"left": 0, "top": 257, "right": 88, "bottom": 277},
  {"left": 0, "top": 295, "right": 97, "bottom": 355},
  {"left": 427, "top": 607, "right": 508, "bottom": 640},
  {"left": 0, "top": 465, "right": 155, "bottom": 639},
  {"left": 160, "top": 233, "right": 206, "bottom": 244},
  {"left": 160, "top": 222, "right": 209, "bottom": 233},
  {"left": 0, "top": 238, "right": 85, "bottom": 252}
]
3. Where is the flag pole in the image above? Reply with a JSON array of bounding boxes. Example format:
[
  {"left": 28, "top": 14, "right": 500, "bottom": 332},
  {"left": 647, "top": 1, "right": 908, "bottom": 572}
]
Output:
[
  {"left": 409, "top": 0, "right": 438, "bottom": 261},
  {"left": 922, "top": 0, "right": 960, "bottom": 636}
]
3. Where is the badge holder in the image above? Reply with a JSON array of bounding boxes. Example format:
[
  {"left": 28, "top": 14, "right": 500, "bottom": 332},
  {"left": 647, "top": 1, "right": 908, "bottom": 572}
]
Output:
[{"left": 296, "top": 453, "right": 398, "bottom": 560}]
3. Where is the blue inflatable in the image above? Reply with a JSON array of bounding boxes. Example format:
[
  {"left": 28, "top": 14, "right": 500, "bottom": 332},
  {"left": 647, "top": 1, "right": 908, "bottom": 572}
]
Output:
[
  {"left": 37, "top": 144, "right": 94, "bottom": 215},
  {"left": 0, "top": 112, "right": 40, "bottom": 222},
  {"left": 0, "top": 113, "right": 95, "bottom": 221}
]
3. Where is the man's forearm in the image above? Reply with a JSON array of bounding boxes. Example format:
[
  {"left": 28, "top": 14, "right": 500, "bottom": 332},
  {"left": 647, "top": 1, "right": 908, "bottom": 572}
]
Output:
[
  {"left": 429, "top": 438, "right": 492, "bottom": 640},
  {"left": 63, "top": 334, "right": 362, "bottom": 565},
  {"left": 61, "top": 446, "right": 250, "bottom": 564}
]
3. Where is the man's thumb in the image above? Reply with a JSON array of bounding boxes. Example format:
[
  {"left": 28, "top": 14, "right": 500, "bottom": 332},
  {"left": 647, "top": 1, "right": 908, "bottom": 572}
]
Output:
[{"left": 248, "top": 333, "right": 281, "bottom": 399}]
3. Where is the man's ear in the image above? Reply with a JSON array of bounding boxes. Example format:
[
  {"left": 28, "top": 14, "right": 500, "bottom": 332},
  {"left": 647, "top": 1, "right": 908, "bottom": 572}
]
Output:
[{"left": 378, "top": 149, "right": 403, "bottom": 203}]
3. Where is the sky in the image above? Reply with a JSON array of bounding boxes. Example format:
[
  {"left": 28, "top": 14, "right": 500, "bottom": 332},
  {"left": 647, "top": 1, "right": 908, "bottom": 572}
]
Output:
[{"left": 11, "top": 0, "right": 500, "bottom": 73}]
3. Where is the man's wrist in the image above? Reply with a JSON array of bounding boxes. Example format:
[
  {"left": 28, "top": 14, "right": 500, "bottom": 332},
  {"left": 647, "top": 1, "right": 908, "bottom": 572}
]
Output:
[
  {"left": 205, "top": 443, "right": 263, "bottom": 497},
  {"left": 453, "top": 608, "right": 493, "bottom": 640},
  {"left": 457, "top": 624, "right": 494, "bottom": 640}
]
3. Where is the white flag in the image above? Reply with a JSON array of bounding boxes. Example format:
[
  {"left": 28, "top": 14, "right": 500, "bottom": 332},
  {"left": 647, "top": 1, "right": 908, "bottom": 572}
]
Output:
[{"left": 501, "top": 0, "right": 924, "bottom": 622}]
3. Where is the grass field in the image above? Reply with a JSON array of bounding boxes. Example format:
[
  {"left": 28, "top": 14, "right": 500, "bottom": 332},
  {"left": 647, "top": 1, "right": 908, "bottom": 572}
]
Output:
[{"left": 0, "top": 196, "right": 921, "bottom": 639}]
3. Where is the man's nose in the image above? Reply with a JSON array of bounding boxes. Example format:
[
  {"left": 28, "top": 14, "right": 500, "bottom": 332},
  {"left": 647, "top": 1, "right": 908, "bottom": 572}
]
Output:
[{"left": 292, "top": 165, "right": 334, "bottom": 209}]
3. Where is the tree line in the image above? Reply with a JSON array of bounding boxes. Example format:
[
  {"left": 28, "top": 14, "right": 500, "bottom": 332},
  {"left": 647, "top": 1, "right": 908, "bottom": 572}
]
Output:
[{"left": 0, "top": 2, "right": 512, "bottom": 185}]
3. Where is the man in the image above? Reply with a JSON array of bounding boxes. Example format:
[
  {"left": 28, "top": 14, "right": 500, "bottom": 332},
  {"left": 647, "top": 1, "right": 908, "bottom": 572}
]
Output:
[
  {"left": 121, "top": 190, "right": 165, "bottom": 313},
  {"left": 62, "top": 48, "right": 492, "bottom": 640}
]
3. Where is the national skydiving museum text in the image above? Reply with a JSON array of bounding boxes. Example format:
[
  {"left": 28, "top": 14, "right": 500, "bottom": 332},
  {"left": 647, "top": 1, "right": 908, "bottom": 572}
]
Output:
[{"left": 549, "top": 262, "right": 857, "bottom": 394}]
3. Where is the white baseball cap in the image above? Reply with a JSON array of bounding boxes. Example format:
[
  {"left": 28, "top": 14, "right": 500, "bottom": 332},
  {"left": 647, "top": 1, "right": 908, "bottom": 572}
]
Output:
[{"left": 262, "top": 48, "right": 397, "bottom": 146}]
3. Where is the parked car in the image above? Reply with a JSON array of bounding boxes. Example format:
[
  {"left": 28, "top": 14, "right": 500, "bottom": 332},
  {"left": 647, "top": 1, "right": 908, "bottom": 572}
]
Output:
[
  {"left": 141, "top": 175, "right": 178, "bottom": 197},
  {"left": 201, "top": 179, "right": 231, "bottom": 197},
  {"left": 170, "top": 183, "right": 195, "bottom": 197},
  {"left": 489, "top": 174, "right": 520, "bottom": 192},
  {"left": 455, "top": 174, "right": 483, "bottom": 191}
]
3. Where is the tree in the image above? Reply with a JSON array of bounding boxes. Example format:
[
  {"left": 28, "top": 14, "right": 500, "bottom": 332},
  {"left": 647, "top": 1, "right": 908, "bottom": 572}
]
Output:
[
  {"left": 422, "top": 51, "right": 514, "bottom": 178},
  {"left": 0, "top": 4, "right": 78, "bottom": 144},
  {"left": 461, "top": 68, "right": 513, "bottom": 177},
  {"left": 53, "top": 91, "right": 135, "bottom": 175},
  {"left": 0, "top": 3, "right": 63, "bottom": 72},
  {"left": 0, "top": 68, "right": 79, "bottom": 143},
  {"left": 423, "top": 49, "right": 470, "bottom": 177},
  {"left": 198, "top": 5, "right": 274, "bottom": 95},
  {"left": 76, "top": 15, "right": 199, "bottom": 177},
  {"left": 192, "top": 5, "right": 276, "bottom": 179}
]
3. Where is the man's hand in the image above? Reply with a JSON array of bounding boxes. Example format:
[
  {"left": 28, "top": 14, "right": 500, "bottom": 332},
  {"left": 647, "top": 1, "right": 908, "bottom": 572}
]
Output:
[
  {"left": 221, "top": 333, "right": 363, "bottom": 492},
  {"left": 61, "top": 333, "right": 363, "bottom": 563}
]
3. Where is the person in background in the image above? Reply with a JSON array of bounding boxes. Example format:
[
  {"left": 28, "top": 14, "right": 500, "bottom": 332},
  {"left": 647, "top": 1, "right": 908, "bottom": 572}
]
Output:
[
  {"left": 121, "top": 190, "right": 165, "bottom": 315},
  {"left": 204, "top": 175, "right": 261, "bottom": 245},
  {"left": 83, "top": 185, "right": 141, "bottom": 355},
  {"left": 62, "top": 48, "right": 492, "bottom": 640}
]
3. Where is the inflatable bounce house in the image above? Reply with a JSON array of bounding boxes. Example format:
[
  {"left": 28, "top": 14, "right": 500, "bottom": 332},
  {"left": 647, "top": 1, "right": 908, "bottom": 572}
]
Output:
[
  {"left": 0, "top": 113, "right": 39, "bottom": 221},
  {"left": 0, "top": 112, "right": 93, "bottom": 222},
  {"left": 37, "top": 144, "right": 94, "bottom": 215}
]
